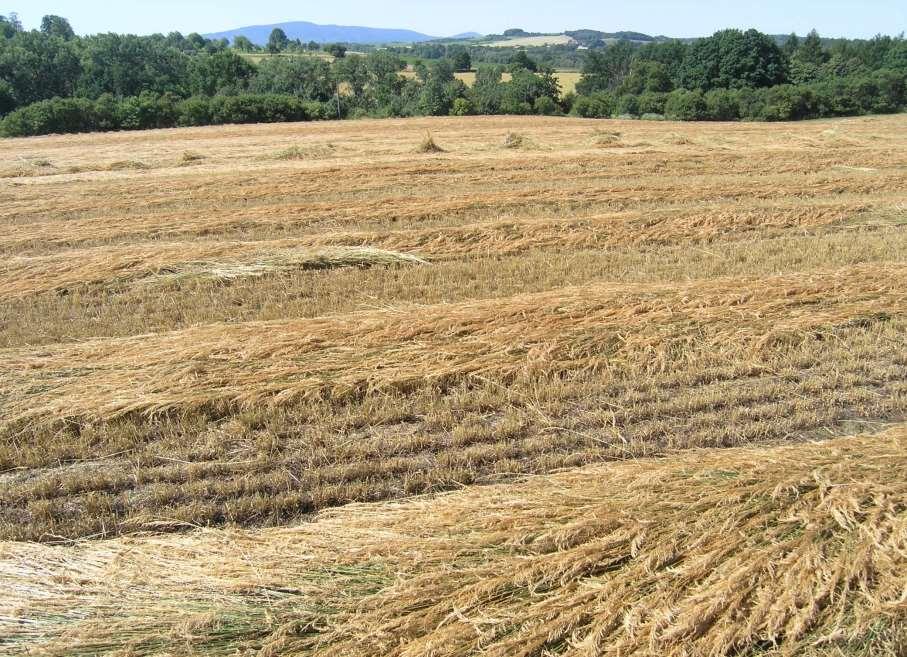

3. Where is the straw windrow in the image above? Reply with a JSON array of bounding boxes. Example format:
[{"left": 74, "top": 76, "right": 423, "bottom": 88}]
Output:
[
  {"left": 1, "top": 263, "right": 904, "bottom": 426},
  {"left": 2, "top": 425, "right": 905, "bottom": 656}
]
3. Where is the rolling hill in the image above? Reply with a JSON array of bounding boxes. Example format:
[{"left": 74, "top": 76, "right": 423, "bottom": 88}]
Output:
[{"left": 204, "top": 21, "right": 443, "bottom": 45}]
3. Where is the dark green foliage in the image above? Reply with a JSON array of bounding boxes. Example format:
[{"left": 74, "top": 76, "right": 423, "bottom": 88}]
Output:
[
  {"left": 77, "top": 33, "right": 191, "bottom": 98},
  {"left": 1, "top": 13, "right": 23, "bottom": 39},
  {"left": 0, "top": 94, "right": 336, "bottom": 137},
  {"left": 567, "top": 67, "right": 906, "bottom": 124},
  {"left": 233, "top": 36, "right": 256, "bottom": 53},
  {"left": 188, "top": 50, "right": 255, "bottom": 96},
  {"left": 570, "top": 92, "right": 617, "bottom": 118},
  {"left": 664, "top": 89, "right": 708, "bottom": 120},
  {"left": 267, "top": 28, "right": 289, "bottom": 54},
  {"left": 620, "top": 60, "right": 673, "bottom": 94},
  {"left": 704, "top": 89, "right": 741, "bottom": 120},
  {"left": 40, "top": 15, "right": 75, "bottom": 40},
  {"left": 250, "top": 56, "right": 334, "bottom": 101},
  {"left": 637, "top": 91, "right": 668, "bottom": 115},
  {"left": 0, "top": 31, "right": 81, "bottom": 107},
  {"left": 678, "top": 29, "right": 788, "bottom": 91},
  {"left": 576, "top": 41, "right": 635, "bottom": 93},
  {"left": 325, "top": 43, "right": 348, "bottom": 59},
  {"left": 0, "top": 15, "right": 904, "bottom": 136},
  {"left": 509, "top": 50, "right": 539, "bottom": 73},
  {"left": 452, "top": 49, "right": 471, "bottom": 72},
  {"left": 418, "top": 59, "right": 466, "bottom": 116}
]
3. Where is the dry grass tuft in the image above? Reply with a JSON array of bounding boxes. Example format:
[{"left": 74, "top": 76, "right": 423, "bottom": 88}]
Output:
[
  {"left": 269, "top": 143, "right": 337, "bottom": 160},
  {"left": 415, "top": 131, "right": 445, "bottom": 153},
  {"left": 593, "top": 129, "right": 622, "bottom": 146},
  {"left": 503, "top": 132, "right": 527, "bottom": 148},
  {"left": 2, "top": 425, "right": 905, "bottom": 656},
  {"left": 105, "top": 160, "right": 148, "bottom": 171},
  {"left": 179, "top": 151, "right": 205, "bottom": 165}
]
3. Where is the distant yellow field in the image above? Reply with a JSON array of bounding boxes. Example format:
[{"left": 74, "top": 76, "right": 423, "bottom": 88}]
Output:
[
  {"left": 239, "top": 51, "right": 334, "bottom": 64},
  {"left": 402, "top": 69, "right": 581, "bottom": 93},
  {"left": 485, "top": 34, "right": 575, "bottom": 47}
]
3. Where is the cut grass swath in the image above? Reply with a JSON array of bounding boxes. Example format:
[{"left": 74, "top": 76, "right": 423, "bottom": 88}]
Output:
[{"left": 2, "top": 425, "right": 904, "bottom": 656}]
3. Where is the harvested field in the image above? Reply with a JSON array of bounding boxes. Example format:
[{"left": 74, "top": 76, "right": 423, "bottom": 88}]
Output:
[
  {"left": 1, "top": 113, "right": 906, "bottom": 654},
  {"left": 3, "top": 425, "right": 906, "bottom": 656}
]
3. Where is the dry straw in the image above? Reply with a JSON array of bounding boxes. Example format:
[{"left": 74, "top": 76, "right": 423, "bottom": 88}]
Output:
[
  {"left": 2, "top": 425, "right": 905, "bottom": 656},
  {"left": 0, "top": 263, "right": 904, "bottom": 426}
]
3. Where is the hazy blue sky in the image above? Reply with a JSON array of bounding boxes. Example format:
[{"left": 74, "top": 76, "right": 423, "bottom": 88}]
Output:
[{"left": 8, "top": 0, "right": 907, "bottom": 39}]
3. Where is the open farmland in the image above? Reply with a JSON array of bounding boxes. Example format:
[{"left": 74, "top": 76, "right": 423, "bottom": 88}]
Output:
[
  {"left": 2, "top": 114, "right": 907, "bottom": 655},
  {"left": 484, "top": 34, "right": 576, "bottom": 47}
]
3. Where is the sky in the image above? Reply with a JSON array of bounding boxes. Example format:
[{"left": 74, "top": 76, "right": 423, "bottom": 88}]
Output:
[{"left": 7, "top": 0, "right": 907, "bottom": 39}]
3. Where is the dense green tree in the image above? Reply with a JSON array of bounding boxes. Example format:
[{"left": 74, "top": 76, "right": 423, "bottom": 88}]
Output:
[
  {"left": 501, "top": 66, "right": 560, "bottom": 113},
  {"left": 0, "top": 13, "right": 22, "bottom": 38},
  {"left": 417, "top": 59, "right": 464, "bottom": 115},
  {"left": 365, "top": 50, "right": 407, "bottom": 109},
  {"left": 576, "top": 41, "right": 635, "bottom": 93},
  {"left": 783, "top": 34, "right": 801, "bottom": 57},
  {"left": 797, "top": 30, "right": 828, "bottom": 66},
  {"left": 325, "top": 43, "right": 348, "bottom": 59},
  {"left": 0, "top": 79, "right": 14, "bottom": 114},
  {"left": 232, "top": 36, "right": 255, "bottom": 52},
  {"left": 267, "top": 28, "right": 289, "bottom": 54},
  {"left": 620, "top": 60, "right": 673, "bottom": 94},
  {"left": 334, "top": 54, "right": 369, "bottom": 97},
  {"left": 186, "top": 33, "right": 208, "bottom": 51},
  {"left": 40, "top": 15, "right": 75, "bottom": 40},
  {"left": 508, "top": 50, "right": 538, "bottom": 72},
  {"left": 0, "top": 30, "right": 81, "bottom": 107},
  {"left": 452, "top": 49, "right": 472, "bottom": 72},
  {"left": 188, "top": 50, "right": 254, "bottom": 96},
  {"left": 470, "top": 65, "right": 505, "bottom": 114},
  {"left": 664, "top": 88, "right": 708, "bottom": 119},
  {"left": 77, "top": 33, "right": 190, "bottom": 98},
  {"left": 679, "top": 29, "right": 788, "bottom": 91},
  {"left": 251, "top": 56, "right": 334, "bottom": 101}
]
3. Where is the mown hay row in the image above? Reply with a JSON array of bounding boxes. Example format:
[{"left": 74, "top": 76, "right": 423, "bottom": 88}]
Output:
[
  {"left": 2, "top": 166, "right": 900, "bottom": 251},
  {"left": 2, "top": 425, "right": 905, "bottom": 656},
  {"left": 0, "top": 245, "right": 427, "bottom": 299},
  {"left": 1, "top": 263, "right": 904, "bottom": 426},
  {"left": 0, "top": 203, "right": 873, "bottom": 299}
]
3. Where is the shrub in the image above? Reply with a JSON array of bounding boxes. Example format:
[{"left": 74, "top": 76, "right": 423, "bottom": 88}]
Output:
[
  {"left": 450, "top": 98, "right": 472, "bottom": 116},
  {"left": 664, "top": 89, "right": 708, "bottom": 120},
  {"left": 760, "top": 85, "right": 816, "bottom": 121},
  {"left": 0, "top": 97, "right": 99, "bottom": 137},
  {"left": 533, "top": 96, "right": 558, "bottom": 115},
  {"left": 616, "top": 94, "right": 640, "bottom": 117},
  {"left": 704, "top": 89, "right": 741, "bottom": 120},
  {"left": 571, "top": 92, "right": 616, "bottom": 118},
  {"left": 637, "top": 92, "right": 667, "bottom": 115}
]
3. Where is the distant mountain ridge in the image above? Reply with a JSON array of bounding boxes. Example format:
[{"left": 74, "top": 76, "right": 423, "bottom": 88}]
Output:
[{"left": 204, "top": 21, "right": 443, "bottom": 45}]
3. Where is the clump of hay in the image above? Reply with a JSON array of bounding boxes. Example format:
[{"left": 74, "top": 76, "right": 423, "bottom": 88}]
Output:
[
  {"left": 269, "top": 144, "right": 337, "bottom": 161},
  {"left": 669, "top": 133, "right": 694, "bottom": 145},
  {"left": 503, "top": 132, "right": 527, "bottom": 149},
  {"left": 106, "top": 160, "right": 148, "bottom": 171},
  {"left": 153, "top": 247, "right": 429, "bottom": 283},
  {"left": 179, "top": 151, "right": 205, "bottom": 165},
  {"left": 593, "top": 129, "right": 622, "bottom": 146},
  {"left": 415, "top": 132, "right": 445, "bottom": 154}
]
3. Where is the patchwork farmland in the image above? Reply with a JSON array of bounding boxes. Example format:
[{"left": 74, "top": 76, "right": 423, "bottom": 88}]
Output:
[{"left": 1, "top": 114, "right": 906, "bottom": 655}]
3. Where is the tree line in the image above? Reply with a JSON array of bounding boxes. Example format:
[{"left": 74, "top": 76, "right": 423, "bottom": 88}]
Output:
[{"left": 1, "top": 14, "right": 905, "bottom": 137}]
